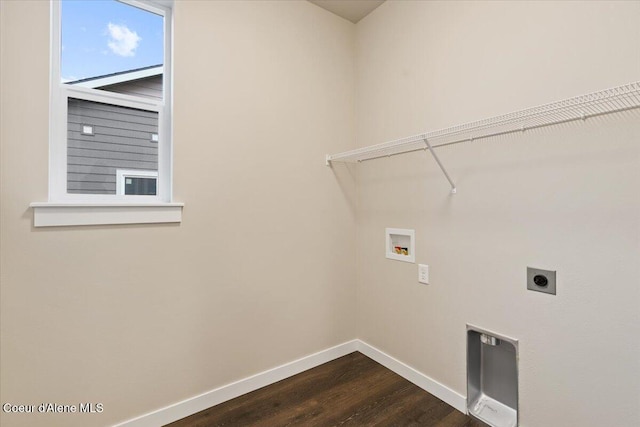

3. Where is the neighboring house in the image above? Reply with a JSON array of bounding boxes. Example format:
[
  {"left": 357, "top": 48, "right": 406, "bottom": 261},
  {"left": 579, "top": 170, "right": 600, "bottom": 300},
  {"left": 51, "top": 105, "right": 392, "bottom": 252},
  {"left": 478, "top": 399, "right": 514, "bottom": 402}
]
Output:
[{"left": 66, "top": 65, "right": 162, "bottom": 195}]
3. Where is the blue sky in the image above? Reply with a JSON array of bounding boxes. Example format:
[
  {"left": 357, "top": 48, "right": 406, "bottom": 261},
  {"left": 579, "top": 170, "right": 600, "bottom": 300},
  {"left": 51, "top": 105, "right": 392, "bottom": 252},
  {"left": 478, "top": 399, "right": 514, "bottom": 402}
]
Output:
[{"left": 62, "top": 0, "right": 164, "bottom": 82}]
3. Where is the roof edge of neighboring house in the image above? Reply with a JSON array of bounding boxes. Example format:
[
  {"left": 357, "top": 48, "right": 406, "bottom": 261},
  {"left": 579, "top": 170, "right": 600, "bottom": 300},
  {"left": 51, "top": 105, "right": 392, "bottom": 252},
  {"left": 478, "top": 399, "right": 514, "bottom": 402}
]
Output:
[{"left": 67, "top": 64, "right": 163, "bottom": 89}]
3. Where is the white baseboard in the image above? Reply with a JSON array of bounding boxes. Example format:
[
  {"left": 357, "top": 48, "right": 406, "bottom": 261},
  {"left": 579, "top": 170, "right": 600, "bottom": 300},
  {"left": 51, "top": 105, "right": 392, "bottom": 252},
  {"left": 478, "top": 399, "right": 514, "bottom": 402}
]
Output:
[
  {"left": 113, "top": 340, "right": 359, "bottom": 427},
  {"left": 114, "top": 339, "right": 466, "bottom": 426},
  {"left": 355, "top": 340, "right": 467, "bottom": 414}
]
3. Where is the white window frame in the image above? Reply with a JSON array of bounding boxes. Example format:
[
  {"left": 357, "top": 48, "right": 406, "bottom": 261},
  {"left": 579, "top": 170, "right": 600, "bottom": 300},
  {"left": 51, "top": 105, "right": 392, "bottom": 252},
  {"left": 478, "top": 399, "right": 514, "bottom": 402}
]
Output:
[
  {"left": 32, "top": 0, "right": 182, "bottom": 227},
  {"left": 116, "top": 169, "right": 159, "bottom": 195}
]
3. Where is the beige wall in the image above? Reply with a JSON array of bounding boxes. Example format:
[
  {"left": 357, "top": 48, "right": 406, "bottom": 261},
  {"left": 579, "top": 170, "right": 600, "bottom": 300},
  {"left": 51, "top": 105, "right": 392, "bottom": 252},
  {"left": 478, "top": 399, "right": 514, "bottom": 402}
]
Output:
[
  {"left": 354, "top": 1, "right": 640, "bottom": 426},
  {"left": 2, "top": 1, "right": 639, "bottom": 426},
  {"left": 0, "top": 1, "right": 355, "bottom": 426}
]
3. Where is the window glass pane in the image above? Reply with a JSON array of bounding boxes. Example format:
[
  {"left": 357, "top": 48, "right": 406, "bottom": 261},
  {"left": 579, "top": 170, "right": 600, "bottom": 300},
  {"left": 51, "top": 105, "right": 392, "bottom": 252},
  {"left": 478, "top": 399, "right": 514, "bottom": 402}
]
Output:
[
  {"left": 125, "top": 177, "right": 157, "bottom": 195},
  {"left": 61, "top": 0, "right": 164, "bottom": 100},
  {"left": 67, "top": 98, "right": 158, "bottom": 195}
]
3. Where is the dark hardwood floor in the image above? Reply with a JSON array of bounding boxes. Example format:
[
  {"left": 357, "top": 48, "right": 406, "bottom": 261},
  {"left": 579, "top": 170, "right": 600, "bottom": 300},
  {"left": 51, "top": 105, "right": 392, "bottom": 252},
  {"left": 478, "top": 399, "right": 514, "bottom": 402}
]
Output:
[{"left": 166, "top": 352, "right": 486, "bottom": 427}]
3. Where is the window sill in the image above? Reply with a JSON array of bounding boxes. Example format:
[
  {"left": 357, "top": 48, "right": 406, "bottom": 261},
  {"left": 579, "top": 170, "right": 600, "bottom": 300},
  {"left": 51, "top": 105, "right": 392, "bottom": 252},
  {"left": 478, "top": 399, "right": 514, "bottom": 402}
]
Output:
[{"left": 30, "top": 202, "right": 183, "bottom": 227}]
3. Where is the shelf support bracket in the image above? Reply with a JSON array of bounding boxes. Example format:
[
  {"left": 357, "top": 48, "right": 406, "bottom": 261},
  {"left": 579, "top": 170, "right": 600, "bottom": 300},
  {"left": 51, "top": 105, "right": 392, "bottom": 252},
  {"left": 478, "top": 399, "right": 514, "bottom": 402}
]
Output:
[{"left": 423, "top": 139, "right": 457, "bottom": 194}]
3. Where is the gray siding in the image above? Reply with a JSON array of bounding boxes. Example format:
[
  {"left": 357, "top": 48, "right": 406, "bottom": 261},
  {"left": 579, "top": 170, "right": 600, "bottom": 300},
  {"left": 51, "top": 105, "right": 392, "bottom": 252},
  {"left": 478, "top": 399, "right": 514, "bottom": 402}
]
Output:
[
  {"left": 67, "top": 98, "right": 158, "bottom": 194},
  {"left": 98, "top": 75, "right": 163, "bottom": 100}
]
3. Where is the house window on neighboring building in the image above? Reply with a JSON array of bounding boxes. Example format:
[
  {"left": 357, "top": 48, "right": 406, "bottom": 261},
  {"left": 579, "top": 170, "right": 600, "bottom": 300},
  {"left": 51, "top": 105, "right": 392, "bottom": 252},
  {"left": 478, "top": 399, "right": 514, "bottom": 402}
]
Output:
[
  {"left": 50, "top": 0, "right": 172, "bottom": 203},
  {"left": 116, "top": 169, "right": 158, "bottom": 195}
]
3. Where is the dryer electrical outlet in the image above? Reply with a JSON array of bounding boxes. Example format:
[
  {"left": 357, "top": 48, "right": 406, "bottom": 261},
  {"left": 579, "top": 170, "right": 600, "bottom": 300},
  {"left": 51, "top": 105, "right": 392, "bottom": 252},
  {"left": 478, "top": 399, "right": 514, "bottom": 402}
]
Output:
[{"left": 527, "top": 267, "right": 556, "bottom": 295}]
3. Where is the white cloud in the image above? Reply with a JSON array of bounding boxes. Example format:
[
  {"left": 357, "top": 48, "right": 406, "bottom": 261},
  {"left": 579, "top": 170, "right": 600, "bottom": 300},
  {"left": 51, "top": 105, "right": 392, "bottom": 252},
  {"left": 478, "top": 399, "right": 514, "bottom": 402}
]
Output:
[{"left": 106, "top": 23, "right": 141, "bottom": 57}]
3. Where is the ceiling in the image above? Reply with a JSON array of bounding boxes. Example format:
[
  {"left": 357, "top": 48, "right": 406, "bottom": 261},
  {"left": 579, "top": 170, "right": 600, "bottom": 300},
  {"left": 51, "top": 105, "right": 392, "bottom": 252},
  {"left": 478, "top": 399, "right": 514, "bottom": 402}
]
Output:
[{"left": 308, "top": 0, "right": 385, "bottom": 24}]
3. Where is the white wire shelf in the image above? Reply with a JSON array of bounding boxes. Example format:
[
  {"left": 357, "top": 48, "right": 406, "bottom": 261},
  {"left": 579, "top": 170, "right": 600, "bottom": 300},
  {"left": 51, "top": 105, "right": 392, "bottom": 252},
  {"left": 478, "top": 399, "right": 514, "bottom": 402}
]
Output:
[{"left": 326, "top": 81, "right": 640, "bottom": 166}]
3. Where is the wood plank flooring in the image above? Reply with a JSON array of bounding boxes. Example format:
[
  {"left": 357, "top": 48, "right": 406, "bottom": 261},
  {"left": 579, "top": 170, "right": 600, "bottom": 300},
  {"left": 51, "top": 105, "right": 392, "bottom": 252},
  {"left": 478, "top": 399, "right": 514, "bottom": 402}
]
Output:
[{"left": 166, "top": 352, "right": 486, "bottom": 427}]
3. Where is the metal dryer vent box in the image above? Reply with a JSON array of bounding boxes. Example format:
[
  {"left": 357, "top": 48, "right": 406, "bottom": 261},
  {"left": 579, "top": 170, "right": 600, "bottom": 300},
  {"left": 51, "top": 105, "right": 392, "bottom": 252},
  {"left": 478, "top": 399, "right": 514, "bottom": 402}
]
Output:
[{"left": 467, "top": 325, "right": 519, "bottom": 427}]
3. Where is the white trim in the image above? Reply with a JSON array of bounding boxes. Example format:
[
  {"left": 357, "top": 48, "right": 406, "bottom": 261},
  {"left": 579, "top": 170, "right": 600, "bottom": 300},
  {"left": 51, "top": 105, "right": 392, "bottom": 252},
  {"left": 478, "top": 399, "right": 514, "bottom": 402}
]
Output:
[
  {"left": 112, "top": 339, "right": 466, "bottom": 427},
  {"left": 122, "top": 0, "right": 172, "bottom": 15},
  {"left": 49, "top": 0, "right": 63, "bottom": 202},
  {"left": 70, "top": 66, "right": 163, "bottom": 89},
  {"left": 158, "top": 0, "right": 173, "bottom": 203},
  {"left": 65, "top": 85, "right": 162, "bottom": 111},
  {"left": 31, "top": 203, "right": 183, "bottom": 227},
  {"left": 116, "top": 169, "right": 159, "bottom": 195},
  {"left": 356, "top": 340, "right": 467, "bottom": 414},
  {"left": 113, "top": 340, "right": 359, "bottom": 427}
]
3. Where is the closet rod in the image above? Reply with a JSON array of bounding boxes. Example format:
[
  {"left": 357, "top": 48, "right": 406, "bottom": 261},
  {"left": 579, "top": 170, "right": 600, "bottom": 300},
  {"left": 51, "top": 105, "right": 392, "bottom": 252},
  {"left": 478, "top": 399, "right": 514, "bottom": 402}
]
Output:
[
  {"left": 338, "top": 100, "right": 639, "bottom": 165},
  {"left": 326, "top": 81, "right": 640, "bottom": 166}
]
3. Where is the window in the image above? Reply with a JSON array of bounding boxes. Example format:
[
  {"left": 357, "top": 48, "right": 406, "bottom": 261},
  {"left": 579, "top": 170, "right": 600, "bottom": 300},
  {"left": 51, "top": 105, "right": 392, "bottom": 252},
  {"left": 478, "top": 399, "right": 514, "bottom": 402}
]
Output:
[
  {"left": 116, "top": 169, "right": 158, "bottom": 195},
  {"left": 32, "top": 0, "right": 181, "bottom": 226},
  {"left": 55, "top": 0, "right": 168, "bottom": 201}
]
